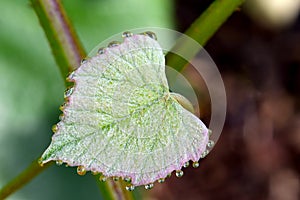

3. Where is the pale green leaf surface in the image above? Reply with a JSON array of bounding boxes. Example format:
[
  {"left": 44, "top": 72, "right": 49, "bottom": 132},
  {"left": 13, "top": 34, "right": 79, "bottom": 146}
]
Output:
[{"left": 40, "top": 34, "right": 209, "bottom": 186}]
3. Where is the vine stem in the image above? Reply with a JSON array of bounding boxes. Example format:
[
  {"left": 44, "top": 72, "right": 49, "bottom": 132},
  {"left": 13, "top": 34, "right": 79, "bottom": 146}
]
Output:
[
  {"left": 30, "top": 0, "right": 86, "bottom": 83},
  {"left": 0, "top": 159, "right": 51, "bottom": 199},
  {"left": 166, "top": 0, "right": 245, "bottom": 71},
  {"left": 0, "top": 0, "right": 244, "bottom": 199},
  {"left": 96, "top": 177, "right": 136, "bottom": 200}
]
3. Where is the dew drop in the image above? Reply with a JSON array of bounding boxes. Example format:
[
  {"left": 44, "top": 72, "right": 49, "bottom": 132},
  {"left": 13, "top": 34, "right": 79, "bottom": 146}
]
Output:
[
  {"left": 207, "top": 140, "right": 215, "bottom": 148},
  {"left": 175, "top": 170, "right": 184, "bottom": 177},
  {"left": 108, "top": 41, "right": 120, "bottom": 48},
  {"left": 98, "top": 47, "right": 105, "bottom": 54},
  {"left": 77, "top": 166, "right": 86, "bottom": 176},
  {"left": 81, "top": 58, "right": 88, "bottom": 64},
  {"left": 66, "top": 71, "right": 75, "bottom": 82},
  {"left": 99, "top": 175, "right": 107, "bottom": 182},
  {"left": 64, "top": 87, "right": 74, "bottom": 98},
  {"left": 125, "top": 185, "right": 135, "bottom": 191},
  {"left": 208, "top": 129, "right": 212, "bottom": 136},
  {"left": 122, "top": 31, "right": 133, "bottom": 38},
  {"left": 183, "top": 161, "right": 190, "bottom": 168},
  {"left": 192, "top": 161, "right": 200, "bottom": 168},
  {"left": 113, "top": 177, "right": 119, "bottom": 181},
  {"left": 124, "top": 177, "right": 131, "bottom": 183},
  {"left": 59, "top": 102, "right": 67, "bottom": 111},
  {"left": 56, "top": 160, "right": 63, "bottom": 166},
  {"left": 38, "top": 158, "right": 43, "bottom": 167},
  {"left": 143, "top": 31, "right": 157, "bottom": 40},
  {"left": 91, "top": 171, "right": 99, "bottom": 175},
  {"left": 59, "top": 113, "right": 64, "bottom": 121},
  {"left": 200, "top": 150, "right": 209, "bottom": 158},
  {"left": 158, "top": 178, "right": 165, "bottom": 183},
  {"left": 52, "top": 124, "right": 58, "bottom": 133},
  {"left": 145, "top": 183, "right": 154, "bottom": 190}
]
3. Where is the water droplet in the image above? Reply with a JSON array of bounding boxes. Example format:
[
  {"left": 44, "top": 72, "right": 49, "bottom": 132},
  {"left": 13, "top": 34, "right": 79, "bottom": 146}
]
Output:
[
  {"left": 113, "top": 177, "right": 119, "bottom": 181},
  {"left": 59, "top": 102, "right": 67, "bottom": 111},
  {"left": 77, "top": 166, "right": 86, "bottom": 176},
  {"left": 38, "top": 158, "right": 43, "bottom": 167},
  {"left": 183, "top": 161, "right": 190, "bottom": 168},
  {"left": 59, "top": 113, "right": 64, "bottom": 121},
  {"left": 56, "top": 160, "right": 63, "bottom": 165},
  {"left": 108, "top": 41, "right": 120, "bottom": 48},
  {"left": 158, "top": 178, "right": 165, "bottom": 183},
  {"left": 207, "top": 140, "right": 215, "bottom": 148},
  {"left": 124, "top": 177, "right": 131, "bottom": 183},
  {"left": 122, "top": 31, "right": 133, "bottom": 38},
  {"left": 192, "top": 161, "right": 199, "bottom": 168},
  {"left": 91, "top": 171, "right": 99, "bottom": 175},
  {"left": 125, "top": 185, "right": 135, "bottom": 191},
  {"left": 52, "top": 124, "right": 58, "bottom": 133},
  {"left": 145, "top": 183, "right": 154, "bottom": 190},
  {"left": 67, "top": 71, "right": 75, "bottom": 82},
  {"left": 175, "top": 170, "right": 184, "bottom": 177},
  {"left": 143, "top": 31, "right": 157, "bottom": 40},
  {"left": 65, "top": 164, "right": 69, "bottom": 167},
  {"left": 81, "top": 58, "right": 88, "bottom": 64},
  {"left": 208, "top": 129, "right": 212, "bottom": 136},
  {"left": 64, "top": 87, "right": 74, "bottom": 98},
  {"left": 99, "top": 175, "right": 107, "bottom": 182},
  {"left": 98, "top": 47, "right": 105, "bottom": 54},
  {"left": 200, "top": 150, "right": 209, "bottom": 158}
]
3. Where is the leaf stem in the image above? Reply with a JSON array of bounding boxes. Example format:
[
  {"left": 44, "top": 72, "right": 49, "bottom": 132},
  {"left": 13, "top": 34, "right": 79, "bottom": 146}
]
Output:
[
  {"left": 31, "top": 0, "right": 86, "bottom": 82},
  {"left": 166, "top": 0, "right": 245, "bottom": 71},
  {"left": 95, "top": 177, "right": 134, "bottom": 200},
  {"left": 0, "top": 159, "right": 51, "bottom": 199}
]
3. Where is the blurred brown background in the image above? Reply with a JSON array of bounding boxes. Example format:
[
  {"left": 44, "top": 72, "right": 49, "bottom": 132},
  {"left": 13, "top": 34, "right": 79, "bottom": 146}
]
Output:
[{"left": 150, "top": 0, "right": 300, "bottom": 200}]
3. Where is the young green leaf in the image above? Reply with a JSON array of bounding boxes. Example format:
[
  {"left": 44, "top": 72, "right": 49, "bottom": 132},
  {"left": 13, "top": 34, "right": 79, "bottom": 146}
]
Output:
[{"left": 40, "top": 32, "right": 210, "bottom": 188}]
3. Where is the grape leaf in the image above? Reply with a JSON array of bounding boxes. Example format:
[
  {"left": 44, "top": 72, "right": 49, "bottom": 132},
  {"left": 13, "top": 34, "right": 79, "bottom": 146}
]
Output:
[{"left": 40, "top": 32, "right": 210, "bottom": 188}]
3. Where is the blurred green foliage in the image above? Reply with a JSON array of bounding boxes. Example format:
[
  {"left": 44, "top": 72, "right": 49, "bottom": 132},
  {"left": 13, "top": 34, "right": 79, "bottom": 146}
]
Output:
[{"left": 0, "top": 0, "right": 173, "bottom": 199}]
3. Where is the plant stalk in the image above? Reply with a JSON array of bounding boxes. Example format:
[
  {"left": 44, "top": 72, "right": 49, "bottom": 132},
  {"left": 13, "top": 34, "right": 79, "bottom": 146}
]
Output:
[
  {"left": 95, "top": 177, "right": 135, "bottom": 200},
  {"left": 0, "top": 159, "right": 51, "bottom": 199},
  {"left": 166, "top": 0, "right": 245, "bottom": 71},
  {"left": 31, "top": 0, "right": 86, "bottom": 82}
]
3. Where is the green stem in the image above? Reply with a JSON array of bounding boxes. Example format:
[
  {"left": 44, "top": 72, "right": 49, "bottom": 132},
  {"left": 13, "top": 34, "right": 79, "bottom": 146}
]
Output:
[
  {"left": 95, "top": 177, "right": 115, "bottom": 200},
  {"left": 0, "top": 159, "right": 51, "bottom": 199},
  {"left": 31, "top": 0, "right": 86, "bottom": 83},
  {"left": 95, "top": 177, "right": 134, "bottom": 200},
  {"left": 166, "top": 0, "right": 245, "bottom": 71},
  {"left": 119, "top": 180, "right": 136, "bottom": 200}
]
